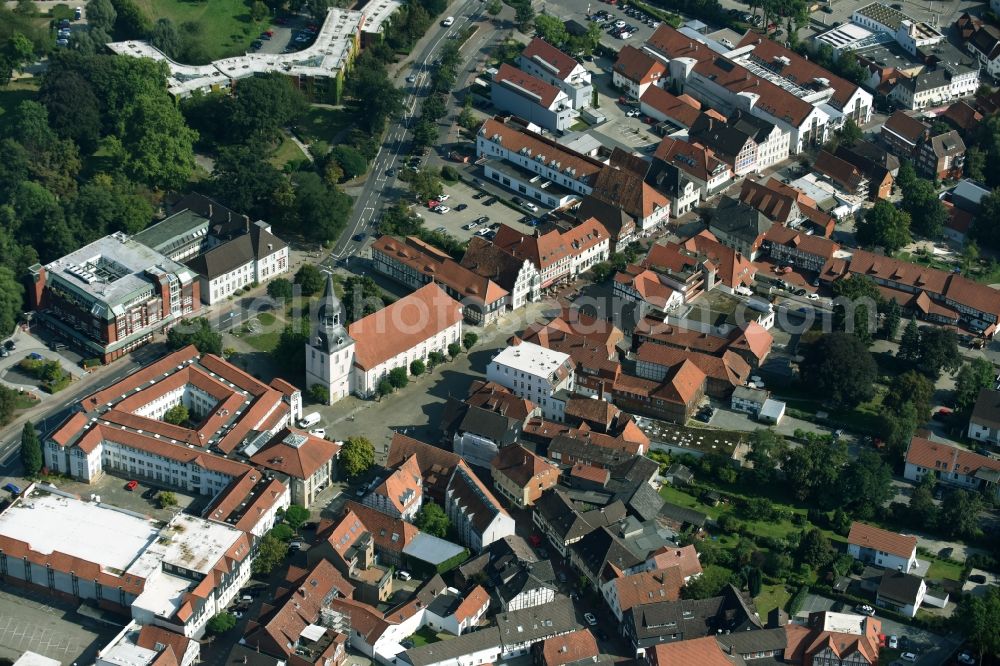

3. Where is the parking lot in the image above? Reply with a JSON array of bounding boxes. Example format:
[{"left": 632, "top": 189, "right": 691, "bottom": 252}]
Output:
[
  {"left": 52, "top": 473, "right": 206, "bottom": 522},
  {"left": 421, "top": 178, "right": 538, "bottom": 243},
  {"left": 0, "top": 587, "right": 122, "bottom": 664}
]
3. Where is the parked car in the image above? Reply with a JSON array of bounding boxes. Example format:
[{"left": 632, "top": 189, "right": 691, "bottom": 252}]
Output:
[
  {"left": 900, "top": 653, "right": 917, "bottom": 663},
  {"left": 3, "top": 483, "right": 21, "bottom": 495},
  {"left": 353, "top": 233, "right": 366, "bottom": 242},
  {"left": 455, "top": 203, "right": 468, "bottom": 211},
  {"left": 483, "top": 197, "right": 497, "bottom": 206},
  {"left": 56, "top": 38, "right": 69, "bottom": 46},
  {"left": 435, "top": 206, "right": 450, "bottom": 214},
  {"left": 888, "top": 635, "right": 898, "bottom": 649},
  {"left": 584, "top": 613, "right": 598, "bottom": 626},
  {"left": 475, "top": 216, "right": 489, "bottom": 224},
  {"left": 4, "top": 340, "right": 15, "bottom": 351},
  {"left": 437, "top": 194, "right": 450, "bottom": 201},
  {"left": 126, "top": 480, "right": 139, "bottom": 491},
  {"left": 309, "top": 428, "right": 326, "bottom": 438},
  {"left": 74, "top": 6, "right": 82, "bottom": 19},
  {"left": 142, "top": 487, "right": 157, "bottom": 500},
  {"left": 958, "top": 652, "right": 976, "bottom": 664},
  {"left": 968, "top": 574, "right": 987, "bottom": 584},
  {"left": 406, "top": 74, "right": 417, "bottom": 83},
  {"left": 397, "top": 570, "right": 412, "bottom": 581},
  {"left": 855, "top": 604, "right": 874, "bottom": 616}
]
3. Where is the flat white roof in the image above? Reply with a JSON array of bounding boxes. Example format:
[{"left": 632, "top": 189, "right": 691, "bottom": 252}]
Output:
[
  {"left": 759, "top": 398, "right": 785, "bottom": 419},
  {"left": 818, "top": 611, "right": 866, "bottom": 635},
  {"left": 97, "top": 643, "right": 158, "bottom": 666},
  {"left": 107, "top": 4, "right": 390, "bottom": 96},
  {"left": 13, "top": 652, "right": 62, "bottom": 666},
  {"left": 130, "top": 512, "right": 243, "bottom": 578},
  {"left": 491, "top": 341, "right": 571, "bottom": 379},
  {"left": 0, "top": 490, "right": 159, "bottom": 573}
]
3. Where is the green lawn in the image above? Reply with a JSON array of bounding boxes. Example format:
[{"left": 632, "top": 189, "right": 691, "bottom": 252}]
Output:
[
  {"left": 659, "top": 485, "right": 725, "bottom": 519},
  {"left": 0, "top": 80, "right": 39, "bottom": 133},
  {"left": 133, "top": 0, "right": 269, "bottom": 62},
  {"left": 926, "top": 556, "right": 964, "bottom": 581},
  {"left": 257, "top": 312, "right": 276, "bottom": 326},
  {"left": 294, "top": 105, "right": 359, "bottom": 146},
  {"left": 242, "top": 330, "right": 280, "bottom": 352},
  {"left": 778, "top": 387, "right": 886, "bottom": 434},
  {"left": 270, "top": 136, "right": 308, "bottom": 168},
  {"left": 409, "top": 627, "right": 443, "bottom": 647},
  {"left": 754, "top": 583, "right": 791, "bottom": 617}
]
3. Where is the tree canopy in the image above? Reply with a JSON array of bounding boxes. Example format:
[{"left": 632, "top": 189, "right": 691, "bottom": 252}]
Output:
[
  {"left": 341, "top": 436, "right": 375, "bottom": 477},
  {"left": 954, "top": 358, "right": 996, "bottom": 412},
  {"left": 799, "top": 333, "right": 877, "bottom": 409},
  {"left": 856, "top": 200, "right": 911, "bottom": 253},
  {"left": 166, "top": 318, "right": 223, "bottom": 356},
  {"left": 415, "top": 501, "right": 451, "bottom": 537},
  {"left": 20, "top": 422, "right": 41, "bottom": 477}
]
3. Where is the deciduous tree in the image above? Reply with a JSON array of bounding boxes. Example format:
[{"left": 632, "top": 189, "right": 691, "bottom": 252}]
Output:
[
  {"left": 340, "top": 436, "right": 375, "bottom": 477},
  {"left": 856, "top": 199, "right": 911, "bottom": 253},
  {"left": 799, "top": 333, "right": 876, "bottom": 409},
  {"left": 294, "top": 264, "right": 325, "bottom": 296},
  {"left": 954, "top": 358, "right": 997, "bottom": 412},
  {"left": 415, "top": 501, "right": 451, "bottom": 537},
  {"left": 916, "top": 326, "right": 961, "bottom": 379}
]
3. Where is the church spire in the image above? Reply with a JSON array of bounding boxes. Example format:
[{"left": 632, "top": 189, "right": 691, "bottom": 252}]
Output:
[{"left": 319, "top": 273, "right": 342, "bottom": 329}]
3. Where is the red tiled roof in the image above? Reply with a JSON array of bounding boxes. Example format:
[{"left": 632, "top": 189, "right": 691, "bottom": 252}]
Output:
[
  {"left": 650, "top": 636, "right": 738, "bottom": 666},
  {"left": 479, "top": 117, "right": 605, "bottom": 182},
  {"left": 640, "top": 85, "right": 702, "bottom": 127},
  {"left": 906, "top": 436, "right": 1000, "bottom": 477},
  {"left": 539, "top": 628, "right": 599, "bottom": 666},
  {"left": 814, "top": 150, "right": 866, "bottom": 192},
  {"left": 647, "top": 545, "right": 703, "bottom": 580},
  {"left": 614, "top": 45, "right": 666, "bottom": 84},
  {"left": 373, "top": 454, "right": 423, "bottom": 514},
  {"left": 655, "top": 137, "right": 728, "bottom": 182},
  {"left": 729, "top": 321, "right": 773, "bottom": 364},
  {"left": 372, "top": 235, "right": 508, "bottom": 307},
  {"left": 763, "top": 224, "right": 840, "bottom": 259},
  {"left": 83, "top": 345, "right": 200, "bottom": 410},
  {"left": 735, "top": 32, "right": 862, "bottom": 109},
  {"left": 136, "top": 625, "right": 192, "bottom": 664},
  {"left": 493, "top": 225, "right": 571, "bottom": 271},
  {"left": 250, "top": 428, "right": 340, "bottom": 480},
  {"left": 348, "top": 283, "right": 464, "bottom": 370},
  {"left": 495, "top": 63, "right": 564, "bottom": 109},
  {"left": 562, "top": 217, "right": 610, "bottom": 254},
  {"left": 454, "top": 584, "right": 490, "bottom": 623},
  {"left": 341, "top": 500, "right": 420, "bottom": 553},
  {"left": 612, "top": 567, "right": 683, "bottom": 613},
  {"left": 205, "top": 470, "right": 288, "bottom": 533},
  {"left": 615, "top": 265, "right": 677, "bottom": 309},
  {"left": 522, "top": 37, "right": 580, "bottom": 81},
  {"left": 570, "top": 462, "right": 610, "bottom": 484},
  {"left": 492, "top": 444, "right": 560, "bottom": 488},
  {"left": 682, "top": 231, "right": 756, "bottom": 288},
  {"left": 636, "top": 342, "right": 750, "bottom": 388},
  {"left": 848, "top": 522, "right": 917, "bottom": 559}
]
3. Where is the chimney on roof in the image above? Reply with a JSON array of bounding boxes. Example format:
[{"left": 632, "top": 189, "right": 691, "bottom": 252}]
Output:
[
  {"left": 244, "top": 215, "right": 251, "bottom": 233},
  {"left": 208, "top": 203, "right": 213, "bottom": 218}
]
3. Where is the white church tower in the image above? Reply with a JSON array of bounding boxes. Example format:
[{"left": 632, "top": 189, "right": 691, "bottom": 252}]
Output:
[{"left": 305, "top": 274, "right": 355, "bottom": 404}]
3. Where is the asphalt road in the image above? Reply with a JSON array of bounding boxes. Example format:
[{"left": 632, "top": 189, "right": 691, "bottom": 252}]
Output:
[{"left": 322, "top": 0, "right": 491, "bottom": 267}]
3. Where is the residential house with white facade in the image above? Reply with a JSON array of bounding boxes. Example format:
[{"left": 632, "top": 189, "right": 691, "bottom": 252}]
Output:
[
  {"left": 487, "top": 341, "right": 575, "bottom": 421},
  {"left": 613, "top": 45, "right": 666, "bottom": 99},
  {"left": 491, "top": 64, "right": 578, "bottom": 133},
  {"left": 903, "top": 436, "right": 1000, "bottom": 500},
  {"left": 446, "top": 460, "right": 517, "bottom": 552},
  {"left": 371, "top": 235, "right": 509, "bottom": 325},
  {"left": 519, "top": 38, "right": 593, "bottom": 109},
  {"left": 491, "top": 225, "right": 573, "bottom": 288},
  {"left": 969, "top": 388, "right": 1000, "bottom": 445},
  {"left": 184, "top": 221, "right": 288, "bottom": 304},
  {"left": 461, "top": 236, "right": 542, "bottom": 311},
  {"left": 476, "top": 116, "right": 605, "bottom": 208},
  {"left": 363, "top": 455, "right": 423, "bottom": 521},
  {"left": 847, "top": 522, "right": 919, "bottom": 573},
  {"left": 654, "top": 137, "right": 732, "bottom": 197}
]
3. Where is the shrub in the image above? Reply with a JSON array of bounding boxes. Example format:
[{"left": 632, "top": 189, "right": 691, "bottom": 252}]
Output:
[
  {"left": 206, "top": 612, "right": 237, "bottom": 634},
  {"left": 410, "top": 359, "right": 426, "bottom": 376},
  {"left": 309, "top": 384, "right": 330, "bottom": 404},
  {"left": 787, "top": 585, "right": 809, "bottom": 614},
  {"left": 448, "top": 342, "right": 461, "bottom": 358},
  {"left": 462, "top": 332, "right": 478, "bottom": 350}
]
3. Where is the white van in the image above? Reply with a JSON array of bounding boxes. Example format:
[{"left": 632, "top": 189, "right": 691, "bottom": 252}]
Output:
[
  {"left": 298, "top": 412, "right": 321, "bottom": 429},
  {"left": 441, "top": 16, "right": 454, "bottom": 26}
]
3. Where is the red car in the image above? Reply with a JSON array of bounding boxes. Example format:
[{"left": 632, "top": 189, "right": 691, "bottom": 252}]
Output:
[
  {"left": 126, "top": 480, "right": 138, "bottom": 491},
  {"left": 428, "top": 200, "right": 440, "bottom": 209},
  {"left": 263, "top": 29, "right": 274, "bottom": 36}
]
